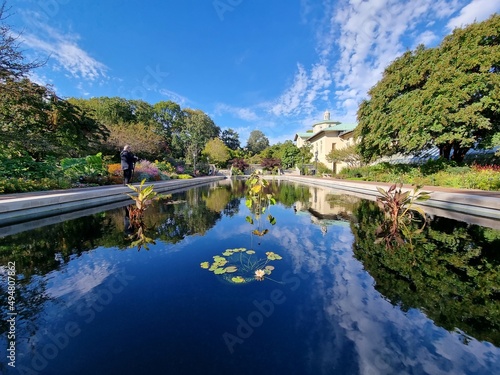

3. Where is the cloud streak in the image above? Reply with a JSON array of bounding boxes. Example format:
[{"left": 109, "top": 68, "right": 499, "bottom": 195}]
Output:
[
  {"left": 269, "top": 0, "right": 499, "bottom": 126},
  {"left": 18, "top": 12, "right": 107, "bottom": 82}
]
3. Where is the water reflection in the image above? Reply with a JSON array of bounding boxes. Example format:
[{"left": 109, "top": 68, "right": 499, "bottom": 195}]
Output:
[{"left": 0, "top": 181, "right": 499, "bottom": 374}]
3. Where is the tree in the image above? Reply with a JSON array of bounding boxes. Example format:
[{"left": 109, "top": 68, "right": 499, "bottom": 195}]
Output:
[
  {"left": 153, "top": 100, "right": 184, "bottom": 156},
  {"left": 326, "top": 145, "right": 362, "bottom": 170},
  {"left": 357, "top": 15, "right": 500, "bottom": 163},
  {"left": 1, "top": 78, "right": 107, "bottom": 161},
  {"left": 230, "top": 158, "right": 249, "bottom": 173},
  {"left": 276, "top": 140, "right": 301, "bottom": 169},
  {"left": 181, "top": 109, "right": 220, "bottom": 172},
  {"left": 261, "top": 157, "right": 281, "bottom": 172},
  {"left": 221, "top": 128, "right": 241, "bottom": 150},
  {"left": 203, "top": 138, "right": 230, "bottom": 167},
  {"left": 246, "top": 130, "right": 269, "bottom": 154},
  {"left": 0, "top": 2, "right": 44, "bottom": 80}
]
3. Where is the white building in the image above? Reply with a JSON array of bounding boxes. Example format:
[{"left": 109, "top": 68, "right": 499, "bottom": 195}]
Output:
[{"left": 294, "top": 111, "right": 358, "bottom": 174}]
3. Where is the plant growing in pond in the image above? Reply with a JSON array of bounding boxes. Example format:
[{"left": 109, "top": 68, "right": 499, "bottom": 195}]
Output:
[
  {"left": 245, "top": 172, "right": 276, "bottom": 238},
  {"left": 125, "top": 179, "right": 170, "bottom": 250},
  {"left": 200, "top": 248, "right": 283, "bottom": 284},
  {"left": 375, "top": 183, "right": 430, "bottom": 246}
]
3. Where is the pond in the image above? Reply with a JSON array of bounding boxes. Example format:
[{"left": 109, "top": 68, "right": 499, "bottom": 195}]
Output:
[{"left": 1, "top": 179, "right": 499, "bottom": 375}]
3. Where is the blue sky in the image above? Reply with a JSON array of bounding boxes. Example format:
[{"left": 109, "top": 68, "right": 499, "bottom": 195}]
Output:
[{"left": 9, "top": 0, "right": 500, "bottom": 145}]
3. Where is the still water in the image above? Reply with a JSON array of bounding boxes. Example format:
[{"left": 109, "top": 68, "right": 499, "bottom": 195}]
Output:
[{"left": 0, "top": 180, "right": 499, "bottom": 375}]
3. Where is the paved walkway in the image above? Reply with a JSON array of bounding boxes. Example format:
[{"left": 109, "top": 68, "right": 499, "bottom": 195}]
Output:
[{"left": 319, "top": 177, "right": 500, "bottom": 198}]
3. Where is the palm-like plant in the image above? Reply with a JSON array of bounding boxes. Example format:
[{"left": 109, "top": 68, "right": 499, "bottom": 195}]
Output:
[{"left": 125, "top": 179, "right": 168, "bottom": 250}]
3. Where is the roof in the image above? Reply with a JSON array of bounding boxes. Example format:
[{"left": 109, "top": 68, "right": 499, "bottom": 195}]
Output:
[
  {"left": 323, "top": 123, "right": 357, "bottom": 132},
  {"left": 306, "top": 123, "right": 358, "bottom": 142},
  {"left": 293, "top": 132, "right": 313, "bottom": 141},
  {"left": 312, "top": 120, "right": 341, "bottom": 127}
]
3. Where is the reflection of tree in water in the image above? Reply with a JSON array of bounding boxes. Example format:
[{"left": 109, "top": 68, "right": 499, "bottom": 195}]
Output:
[
  {"left": 0, "top": 214, "right": 114, "bottom": 337},
  {"left": 277, "top": 182, "right": 311, "bottom": 207},
  {"left": 352, "top": 200, "right": 500, "bottom": 346},
  {"left": 203, "top": 186, "right": 232, "bottom": 212},
  {"left": 223, "top": 198, "right": 241, "bottom": 217}
]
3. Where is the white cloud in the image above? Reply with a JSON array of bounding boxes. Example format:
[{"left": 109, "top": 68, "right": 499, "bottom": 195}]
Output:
[
  {"left": 214, "top": 103, "right": 260, "bottom": 121},
  {"left": 446, "top": 0, "right": 500, "bottom": 30},
  {"left": 270, "top": 0, "right": 496, "bottom": 128},
  {"left": 270, "top": 61, "right": 331, "bottom": 117},
  {"left": 20, "top": 21, "right": 107, "bottom": 82},
  {"left": 329, "top": 0, "right": 469, "bottom": 121},
  {"left": 415, "top": 30, "right": 439, "bottom": 46}
]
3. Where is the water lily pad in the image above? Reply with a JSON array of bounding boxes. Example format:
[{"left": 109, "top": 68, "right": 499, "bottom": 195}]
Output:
[
  {"left": 231, "top": 276, "right": 245, "bottom": 283},
  {"left": 246, "top": 250, "right": 256, "bottom": 254},
  {"left": 214, "top": 268, "right": 226, "bottom": 275},
  {"left": 215, "top": 259, "right": 228, "bottom": 267},
  {"left": 200, "top": 262, "right": 210, "bottom": 269},
  {"left": 224, "top": 266, "right": 238, "bottom": 273},
  {"left": 266, "top": 251, "right": 282, "bottom": 260},
  {"left": 222, "top": 251, "right": 233, "bottom": 256},
  {"left": 265, "top": 265, "right": 275, "bottom": 270}
]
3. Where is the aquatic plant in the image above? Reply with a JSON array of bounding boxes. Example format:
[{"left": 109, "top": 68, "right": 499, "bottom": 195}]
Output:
[
  {"left": 200, "top": 248, "right": 283, "bottom": 284},
  {"left": 125, "top": 179, "right": 170, "bottom": 250},
  {"left": 375, "top": 183, "right": 430, "bottom": 246},
  {"left": 245, "top": 172, "right": 276, "bottom": 238},
  {"left": 127, "top": 179, "right": 160, "bottom": 216}
]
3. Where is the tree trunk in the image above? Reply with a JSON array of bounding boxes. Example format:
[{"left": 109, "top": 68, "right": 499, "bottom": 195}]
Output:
[
  {"left": 439, "top": 144, "right": 452, "bottom": 160},
  {"left": 451, "top": 144, "right": 469, "bottom": 163}
]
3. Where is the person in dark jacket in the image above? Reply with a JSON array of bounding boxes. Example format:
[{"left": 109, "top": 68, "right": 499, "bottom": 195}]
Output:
[{"left": 120, "top": 145, "right": 138, "bottom": 185}]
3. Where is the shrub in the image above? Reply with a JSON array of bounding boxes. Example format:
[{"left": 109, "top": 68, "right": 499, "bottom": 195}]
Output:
[
  {"left": 419, "top": 158, "right": 457, "bottom": 175},
  {"left": 134, "top": 160, "right": 166, "bottom": 181},
  {"left": 107, "top": 163, "right": 123, "bottom": 184},
  {"left": 177, "top": 174, "right": 193, "bottom": 179},
  {"left": 61, "top": 153, "right": 108, "bottom": 183},
  {"left": 154, "top": 160, "right": 175, "bottom": 174},
  {"left": 0, "top": 177, "right": 70, "bottom": 194}
]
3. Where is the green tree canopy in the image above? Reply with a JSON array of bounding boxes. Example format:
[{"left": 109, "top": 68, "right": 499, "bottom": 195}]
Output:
[
  {"left": 326, "top": 144, "right": 362, "bottom": 169},
  {"left": 357, "top": 14, "right": 500, "bottom": 163},
  {"left": 276, "top": 140, "right": 301, "bottom": 168},
  {"left": 203, "top": 138, "right": 230, "bottom": 167},
  {"left": 221, "top": 128, "right": 241, "bottom": 150},
  {"left": 181, "top": 109, "right": 220, "bottom": 170},
  {"left": 246, "top": 130, "right": 269, "bottom": 154}
]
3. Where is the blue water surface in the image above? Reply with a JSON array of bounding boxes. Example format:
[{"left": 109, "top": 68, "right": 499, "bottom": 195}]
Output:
[{"left": 1, "top": 183, "right": 499, "bottom": 375}]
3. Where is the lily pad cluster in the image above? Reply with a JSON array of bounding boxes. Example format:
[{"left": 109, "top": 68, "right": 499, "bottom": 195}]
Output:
[{"left": 200, "top": 248, "right": 282, "bottom": 284}]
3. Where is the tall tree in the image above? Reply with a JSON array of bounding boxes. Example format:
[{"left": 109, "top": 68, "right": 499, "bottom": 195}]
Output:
[
  {"left": 153, "top": 100, "right": 184, "bottom": 156},
  {"left": 357, "top": 15, "right": 500, "bottom": 163},
  {"left": 221, "top": 128, "right": 241, "bottom": 150},
  {"left": 181, "top": 109, "right": 220, "bottom": 171},
  {"left": 246, "top": 130, "right": 269, "bottom": 154}
]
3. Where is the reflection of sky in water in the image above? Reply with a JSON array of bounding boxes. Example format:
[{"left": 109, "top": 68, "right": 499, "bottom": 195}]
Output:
[
  {"left": 1, "top": 194, "right": 499, "bottom": 375},
  {"left": 274, "top": 217, "right": 499, "bottom": 375}
]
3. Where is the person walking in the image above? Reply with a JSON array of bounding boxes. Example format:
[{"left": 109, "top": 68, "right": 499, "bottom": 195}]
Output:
[{"left": 120, "top": 145, "right": 138, "bottom": 185}]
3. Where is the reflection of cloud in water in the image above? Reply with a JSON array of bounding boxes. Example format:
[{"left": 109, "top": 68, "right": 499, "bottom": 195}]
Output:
[
  {"left": 213, "top": 223, "right": 251, "bottom": 239},
  {"left": 279, "top": 220, "right": 500, "bottom": 374},
  {"left": 46, "top": 259, "right": 116, "bottom": 302}
]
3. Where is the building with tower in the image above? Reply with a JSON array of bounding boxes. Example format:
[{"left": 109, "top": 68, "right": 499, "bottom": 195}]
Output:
[{"left": 294, "top": 110, "right": 358, "bottom": 174}]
